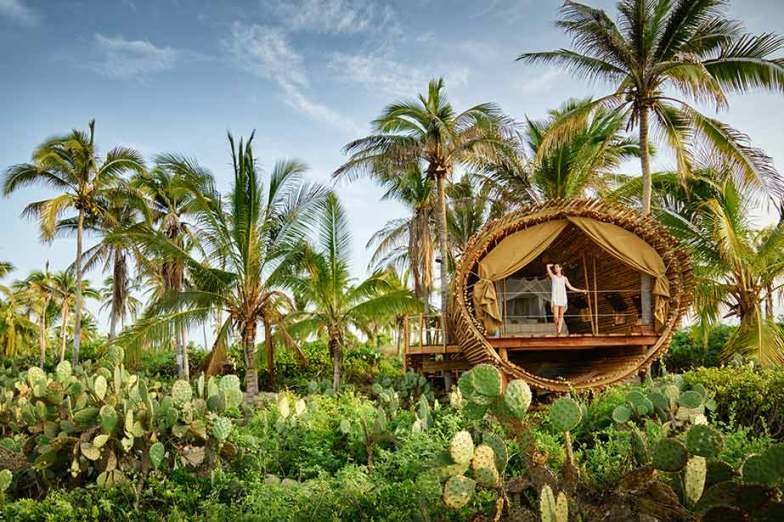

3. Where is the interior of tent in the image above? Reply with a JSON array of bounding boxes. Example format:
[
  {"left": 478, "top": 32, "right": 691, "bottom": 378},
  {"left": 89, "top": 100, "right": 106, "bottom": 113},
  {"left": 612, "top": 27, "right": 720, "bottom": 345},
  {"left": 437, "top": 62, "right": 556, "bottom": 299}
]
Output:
[{"left": 467, "top": 217, "right": 669, "bottom": 382}]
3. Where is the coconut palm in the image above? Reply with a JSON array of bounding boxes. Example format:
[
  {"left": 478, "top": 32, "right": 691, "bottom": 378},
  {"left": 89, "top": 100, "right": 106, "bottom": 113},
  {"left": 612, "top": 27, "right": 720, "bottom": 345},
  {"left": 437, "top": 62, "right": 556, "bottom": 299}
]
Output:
[
  {"left": 518, "top": 0, "right": 784, "bottom": 214},
  {"left": 125, "top": 156, "right": 211, "bottom": 378},
  {"left": 0, "top": 287, "right": 36, "bottom": 358},
  {"left": 366, "top": 164, "right": 435, "bottom": 311},
  {"left": 286, "top": 193, "right": 420, "bottom": 391},
  {"left": 335, "top": 78, "right": 517, "bottom": 326},
  {"left": 657, "top": 169, "right": 784, "bottom": 366},
  {"left": 2, "top": 120, "right": 145, "bottom": 365},
  {"left": 14, "top": 268, "right": 56, "bottom": 367},
  {"left": 120, "top": 133, "right": 325, "bottom": 396},
  {"left": 49, "top": 271, "right": 99, "bottom": 363},
  {"left": 447, "top": 174, "right": 504, "bottom": 260},
  {"left": 99, "top": 276, "right": 142, "bottom": 335}
]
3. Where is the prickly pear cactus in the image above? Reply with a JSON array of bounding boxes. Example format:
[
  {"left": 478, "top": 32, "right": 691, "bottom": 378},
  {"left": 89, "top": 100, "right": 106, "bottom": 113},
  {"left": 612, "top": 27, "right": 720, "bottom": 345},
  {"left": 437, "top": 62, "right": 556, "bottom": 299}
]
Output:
[
  {"left": 449, "top": 430, "right": 474, "bottom": 465},
  {"left": 503, "top": 379, "right": 532, "bottom": 419},
  {"left": 219, "top": 374, "right": 240, "bottom": 391},
  {"left": 549, "top": 397, "right": 582, "bottom": 432},
  {"left": 652, "top": 438, "right": 688, "bottom": 472},
  {"left": 677, "top": 390, "right": 704, "bottom": 409},
  {"left": 741, "top": 453, "right": 780, "bottom": 486},
  {"left": 684, "top": 456, "right": 707, "bottom": 505},
  {"left": 149, "top": 442, "right": 165, "bottom": 469},
  {"left": 442, "top": 475, "right": 476, "bottom": 509},
  {"left": 222, "top": 388, "right": 243, "bottom": 410},
  {"left": 0, "top": 469, "right": 11, "bottom": 492},
  {"left": 55, "top": 361, "right": 72, "bottom": 383},
  {"left": 686, "top": 424, "right": 723, "bottom": 458},
  {"left": 171, "top": 380, "right": 192, "bottom": 407},
  {"left": 539, "top": 485, "right": 568, "bottom": 522},
  {"left": 212, "top": 416, "right": 232, "bottom": 441},
  {"left": 482, "top": 432, "right": 508, "bottom": 474},
  {"left": 471, "top": 444, "right": 499, "bottom": 487},
  {"left": 93, "top": 375, "right": 108, "bottom": 401}
]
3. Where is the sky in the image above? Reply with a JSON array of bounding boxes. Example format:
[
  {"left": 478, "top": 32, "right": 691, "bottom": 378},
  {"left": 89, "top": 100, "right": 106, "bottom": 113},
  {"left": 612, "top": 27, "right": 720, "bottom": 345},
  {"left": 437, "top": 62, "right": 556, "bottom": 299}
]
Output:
[{"left": 2, "top": 0, "right": 784, "bottom": 331}]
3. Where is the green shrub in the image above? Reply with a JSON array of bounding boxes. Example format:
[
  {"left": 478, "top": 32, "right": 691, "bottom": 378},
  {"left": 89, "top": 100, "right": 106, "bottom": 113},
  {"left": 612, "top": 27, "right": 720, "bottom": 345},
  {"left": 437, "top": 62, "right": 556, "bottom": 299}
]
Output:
[
  {"left": 684, "top": 365, "right": 784, "bottom": 438},
  {"left": 664, "top": 324, "right": 734, "bottom": 372}
]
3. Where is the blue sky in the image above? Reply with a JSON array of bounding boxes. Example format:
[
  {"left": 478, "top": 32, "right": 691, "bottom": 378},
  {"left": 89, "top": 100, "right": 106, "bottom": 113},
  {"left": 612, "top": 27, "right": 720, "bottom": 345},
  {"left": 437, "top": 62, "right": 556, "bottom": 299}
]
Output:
[{"left": 2, "top": 0, "right": 784, "bottom": 328}]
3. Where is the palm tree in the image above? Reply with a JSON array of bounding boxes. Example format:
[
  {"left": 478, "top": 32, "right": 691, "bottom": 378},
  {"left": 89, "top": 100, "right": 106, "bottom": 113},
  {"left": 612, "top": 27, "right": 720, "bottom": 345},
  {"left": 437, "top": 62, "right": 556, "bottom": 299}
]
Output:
[
  {"left": 447, "top": 174, "right": 503, "bottom": 260},
  {"left": 657, "top": 169, "right": 784, "bottom": 365},
  {"left": 99, "top": 276, "right": 142, "bottom": 335},
  {"left": 0, "top": 287, "right": 36, "bottom": 358},
  {"left": 49, "top": 271, "right": 99, "bottom": 363},
  {"left": 126, "top": 156, "right": 211, "bottom": 378},
  {"left": 518, "top": 0, "right": 784, "bottom": 214},
  {"left": 14, "top": 268, "right": 56, "bottom": 367},
  {"left": 366, "top": 164, "right": 435, "bottom": 311},
  {"left": 2, "top": 120, "right": 145, "bottom": 365},
  {"left": 121, "top": 133, "right": 325, "bottom": 396},
  {"left": 335, "top": 78, "right": 517, "bottom": 327},
  {"left": 286, "top": 193, "right": 420, "bottom": 391}
]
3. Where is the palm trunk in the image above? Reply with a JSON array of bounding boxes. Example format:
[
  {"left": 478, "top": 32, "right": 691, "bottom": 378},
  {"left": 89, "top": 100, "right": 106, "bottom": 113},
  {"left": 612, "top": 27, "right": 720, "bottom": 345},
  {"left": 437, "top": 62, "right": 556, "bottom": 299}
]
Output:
[
  {"left": 71, "top": 209, "right": 84, "bottom": 367},
  {"left": 329, "top": 332, "right": 342, "bottom": 392},
  {"left": 436, "top": 174, "right": 449, "bottom": 342},
  {"left": 38, "top": 303, "right": 48, "bottom": 368},
  {"left": 59, "top": 301, "right": 69, "bottom": 363},
  {"left": 243, "top": 321, "right": 259, "bottom": 397},
  {"left": 639, "top": 104, "right": 652, "bottom": 215},
  {"left": 263, "top": 318, "right": 275, "bottom": 389}
]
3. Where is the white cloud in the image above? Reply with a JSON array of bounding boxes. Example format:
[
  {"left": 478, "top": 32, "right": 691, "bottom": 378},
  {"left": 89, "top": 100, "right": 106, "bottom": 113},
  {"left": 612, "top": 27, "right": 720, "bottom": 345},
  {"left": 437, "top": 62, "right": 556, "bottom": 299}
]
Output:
[
  {"left": 90, "top": 34, "right": 182, "bottom": 78},
  {"left": 328, "top": 52, "right": 470, "bottom": 98},
  {"left": 262, "top": 0, "right": 396, "bottom": 35},
  {"left": 227, "top": 23, "right": 360, "bottom": 133},
  {"left": 0, "top": 0, "right": 38, "bottom": 26}
]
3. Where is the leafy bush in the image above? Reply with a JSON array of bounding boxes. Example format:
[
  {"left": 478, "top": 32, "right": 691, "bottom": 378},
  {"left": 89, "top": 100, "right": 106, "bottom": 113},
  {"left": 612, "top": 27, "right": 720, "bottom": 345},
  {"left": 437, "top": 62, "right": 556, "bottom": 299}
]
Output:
[
  {"left": 684, "top": 365, "right": 784, "bottom": 438},
  {"left": 664, "top": 324, "right": 734, "bottom": 372}
]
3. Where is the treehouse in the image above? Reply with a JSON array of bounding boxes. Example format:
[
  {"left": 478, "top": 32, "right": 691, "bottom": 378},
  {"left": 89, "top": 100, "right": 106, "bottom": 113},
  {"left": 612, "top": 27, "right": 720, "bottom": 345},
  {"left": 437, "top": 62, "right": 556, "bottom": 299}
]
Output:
[{"left": 404, "top": 199, "right": 694, "bottom": 392}]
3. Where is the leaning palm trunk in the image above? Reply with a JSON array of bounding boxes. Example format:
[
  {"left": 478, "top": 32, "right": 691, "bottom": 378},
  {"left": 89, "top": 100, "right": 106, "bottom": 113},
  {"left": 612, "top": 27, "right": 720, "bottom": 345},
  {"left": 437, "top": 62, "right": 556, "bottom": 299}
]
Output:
[
  {"left": 263, "top": 318, "right": 275, "bottom": 389},
  {"left": 639, "top": 105, "right": 652, "bottom": 215},
  {"left": 435, "top": 174, "right": 450, "bottom": 340},
  {"left": 38, "top": 299, "right": 49, "bottom": 368},
  {"left": 329, "top": 332, "right": 342, "bottom": 392},
  {"left": 72, "top": 209, "right": 84, "bottom": 366},
  {"left": 243, "top": 321, "right": 259, "bottom": 397},
  {"left": 59, "top": 301, "right": 69, "bottom": 362}
]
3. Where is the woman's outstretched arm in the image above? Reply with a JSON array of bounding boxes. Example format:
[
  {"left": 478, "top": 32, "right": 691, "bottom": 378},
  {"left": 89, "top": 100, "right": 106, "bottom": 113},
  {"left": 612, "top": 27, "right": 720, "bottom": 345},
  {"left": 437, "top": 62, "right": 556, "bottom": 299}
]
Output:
[
  {"left": 565, "top": 277, "right": 588, "bottom": 293},
  {"left": 546, "top": 263, "right": 555, "bottom": 278}
]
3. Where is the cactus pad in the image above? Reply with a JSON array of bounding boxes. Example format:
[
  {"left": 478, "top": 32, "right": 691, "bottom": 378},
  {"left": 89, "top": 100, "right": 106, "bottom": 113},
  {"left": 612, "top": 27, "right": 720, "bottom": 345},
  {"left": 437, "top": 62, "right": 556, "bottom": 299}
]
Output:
[
  {"left": 0, "top": 469, "right": 11, "bottom": 492},
  {"left": 442, "top": 475, "right": 475, "bottom": 509},
  {"left": 219, "top": 374, "right": 240, "bottom": 391},
  {"left": 149, "top": 442, "right": 165, "bottom": 469},
  {"left": 449, "top": 430, "right": 474, "bottom": 465},
  {"left": 539, "top": 485, "right": 556, "bottom": 522},
  {"left": 223, "top": 388, "right": 243, "bottom": 410},
  {"left": 612, "top": 404, "right": 632, "bottom": 424},
  {"left": 741, "top": 454, "right": 779, "bottom": 486},
  {"left": 685, "top": 456, "right": 707, "bottom": 505},
  {"left": 471, "top": 444, "right": 499, "bottom": 486},
  {"left": 482, "top": 432, "right": 508, "bottom": 474},
  {"left": 503, "top": 379, "right": 532, "bottom": 419},
  {"left": 549, "top": 398, "right": 582, "bottom": 432},
  {"left": 630, "top": 427, "right": 650, "bottom": 466},
  {"left": 686, "top": 425, "right": 724, "bottom": 458},
  {"left": 99, "top": 405, "right": 118, "bottom": 432},
  {"left": 93, "top": 375, "right": 108, "bottom": 401},
  {"left": 55, "top": 361, "right": 72, "bottom": 383},
  {"left": 651, "top": 438, "right": 688, "bottom": 472},
  {"left": 678, "top": 390, "right": 704, "bottom": 409},
  {"left": 26, "top": 367, "right": 46, "bottom": 387},
  {"left": 171, "top": 380, "right": 192, "bottom": 407},
  {"left": 212, "top": 416, "right": 232, "bottom": 441}
]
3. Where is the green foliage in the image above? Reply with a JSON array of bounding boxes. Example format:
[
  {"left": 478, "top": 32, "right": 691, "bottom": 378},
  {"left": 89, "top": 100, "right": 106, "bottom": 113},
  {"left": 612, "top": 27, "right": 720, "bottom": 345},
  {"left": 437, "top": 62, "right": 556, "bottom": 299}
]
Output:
[{"left": 665, "top": 325, "right": 735, "bottom": 372}]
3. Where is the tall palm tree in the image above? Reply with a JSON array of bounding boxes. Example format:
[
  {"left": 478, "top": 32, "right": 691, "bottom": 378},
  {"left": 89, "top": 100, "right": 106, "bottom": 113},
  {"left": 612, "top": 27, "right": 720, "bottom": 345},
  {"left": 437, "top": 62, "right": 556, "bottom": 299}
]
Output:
[
  {"left": 657, "top": 169, "right": 784, "bottom": 366},
  {"left": 447, "top": 173, "right": 503, "bottom": 260},
  {"left": 121, "top": 133, "right": 325, "bottom": 396},
  {"left": 99, "top": 276, "right": 142, "bottom": 335},
  {"left": 49, "top": 270, "right": 99, "bottom": 363},
  {"left": 2, "top": 120, "right": 145, "bottom": 365},
  {"left": 286, "top": 194, "right": 420, "bottom": 391},
  {"left": 335, "top": 78, "right": 517, "bottom": 326},
  {"left": 366, "top": 164, "right": 435, "bottom": 311},
  {"left": 518, "top": 0, "right": 784, "bottom": 214},
  {"left": 126, "top": 156, "right": 210, "bottom": 378},
  {"left": 0, "top": 286, "right": 36, "bottom": 358},
  {"left": 14, "top": 268, "right": 56, "bottom": 367}
]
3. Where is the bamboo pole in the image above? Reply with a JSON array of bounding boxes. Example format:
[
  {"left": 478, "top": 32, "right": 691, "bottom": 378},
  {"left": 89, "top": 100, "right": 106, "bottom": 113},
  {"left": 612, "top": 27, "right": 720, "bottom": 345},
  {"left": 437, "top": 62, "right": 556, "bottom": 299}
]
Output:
[
  {"left": 592, "top": 256, "right": 599, "bottom": 335},
  {"left": 581, "top": 254, "right": 596, "bottom": 335}
]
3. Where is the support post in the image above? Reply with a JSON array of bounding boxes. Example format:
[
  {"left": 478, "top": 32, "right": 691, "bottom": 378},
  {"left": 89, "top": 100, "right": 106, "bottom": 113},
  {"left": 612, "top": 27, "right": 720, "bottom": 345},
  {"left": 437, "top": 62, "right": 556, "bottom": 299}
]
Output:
[
  {"left": 499, "top": 347, "right": 509, "bottom": 389},
  {"left": 641, "top": 274, "right": 652, "bottom": 326}
]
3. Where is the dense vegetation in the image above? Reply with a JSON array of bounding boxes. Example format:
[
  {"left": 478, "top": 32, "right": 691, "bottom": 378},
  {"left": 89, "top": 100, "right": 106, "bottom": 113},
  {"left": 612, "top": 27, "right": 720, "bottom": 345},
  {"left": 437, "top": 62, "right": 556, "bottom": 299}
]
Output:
[{"left": 2, "top": 0, "right": 784, "bottom": 520}]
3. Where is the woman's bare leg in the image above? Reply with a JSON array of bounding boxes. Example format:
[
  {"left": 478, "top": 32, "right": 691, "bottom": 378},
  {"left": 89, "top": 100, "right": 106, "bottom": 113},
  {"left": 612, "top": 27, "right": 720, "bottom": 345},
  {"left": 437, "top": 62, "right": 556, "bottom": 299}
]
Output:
[{"left": 554, "top": 306, "right": 563, "bottom": 335}]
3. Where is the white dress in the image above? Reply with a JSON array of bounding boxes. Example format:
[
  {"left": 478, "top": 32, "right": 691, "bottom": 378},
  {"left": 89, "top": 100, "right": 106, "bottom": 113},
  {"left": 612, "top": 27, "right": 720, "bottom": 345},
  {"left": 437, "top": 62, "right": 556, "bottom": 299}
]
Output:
[{"left": 551, "top": 275, "right": 568, "bottom": 308}]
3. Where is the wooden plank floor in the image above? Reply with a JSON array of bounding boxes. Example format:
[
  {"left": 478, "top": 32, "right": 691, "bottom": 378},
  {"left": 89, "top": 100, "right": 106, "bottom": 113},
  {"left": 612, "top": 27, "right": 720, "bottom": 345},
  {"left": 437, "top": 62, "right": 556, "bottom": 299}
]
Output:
[{"left": 407, "top": 334, "right": 658, "bottom": 354}]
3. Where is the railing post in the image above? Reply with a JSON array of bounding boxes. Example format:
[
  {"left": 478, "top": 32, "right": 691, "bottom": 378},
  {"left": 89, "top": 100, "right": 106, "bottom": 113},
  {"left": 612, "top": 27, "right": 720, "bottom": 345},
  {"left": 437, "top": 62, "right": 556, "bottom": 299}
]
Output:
[{"left": 641, "top": 274, "right": 652, "bottom": 326}]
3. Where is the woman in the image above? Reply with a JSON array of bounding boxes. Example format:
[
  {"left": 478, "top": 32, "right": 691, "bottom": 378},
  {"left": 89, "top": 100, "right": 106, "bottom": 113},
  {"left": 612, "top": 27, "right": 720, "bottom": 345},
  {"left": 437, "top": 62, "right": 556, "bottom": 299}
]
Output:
[{"left": 546, "top": 263, "right": 587, "bottom": 336}]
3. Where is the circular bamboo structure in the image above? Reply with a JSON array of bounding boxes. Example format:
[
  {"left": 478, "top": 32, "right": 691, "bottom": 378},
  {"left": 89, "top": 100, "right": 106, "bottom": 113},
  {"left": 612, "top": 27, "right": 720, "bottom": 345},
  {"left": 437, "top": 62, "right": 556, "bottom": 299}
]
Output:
[{"left": 450, "top": 199, "right": 694, "bottom": 392}]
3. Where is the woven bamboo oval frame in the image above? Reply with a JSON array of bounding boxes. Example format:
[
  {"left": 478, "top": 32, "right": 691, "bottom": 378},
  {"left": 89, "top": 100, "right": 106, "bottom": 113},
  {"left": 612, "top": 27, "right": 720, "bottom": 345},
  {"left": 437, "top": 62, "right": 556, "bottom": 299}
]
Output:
[{"left": 449, "top": 199, "right": 694, "bottom": 392}]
